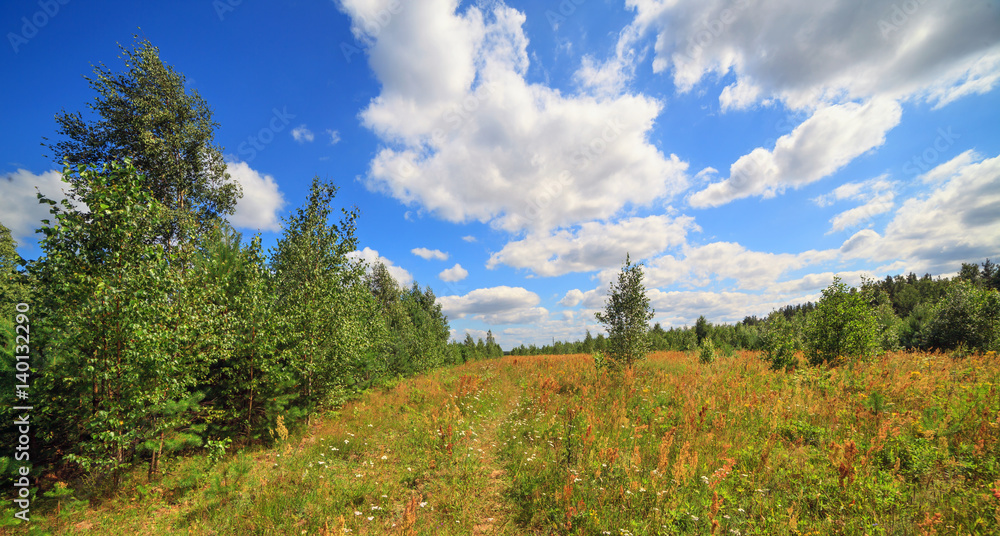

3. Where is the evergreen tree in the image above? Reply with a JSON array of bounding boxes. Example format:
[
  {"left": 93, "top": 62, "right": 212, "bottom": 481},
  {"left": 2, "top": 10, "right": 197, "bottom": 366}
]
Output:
[
  {"left": 694, "top": 315, "right": 711, "bottom": 346},
  {"left": 0, "top": 222, "right": 30, "bottom": 321}
]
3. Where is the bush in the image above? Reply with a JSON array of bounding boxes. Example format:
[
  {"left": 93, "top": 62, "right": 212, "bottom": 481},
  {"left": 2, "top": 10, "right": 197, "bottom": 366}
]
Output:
[
  {"left": 805, "top": 277, "right": 880, "bottom": 366},
  {"left": 923, "top": 280, "right": 1000, "bottom": 352},
  {"left": 698, "top": 338, "right": 716, "bottom": 364},
  {"left": 762, "top": 313, "right": 799, "bottom": 371}
]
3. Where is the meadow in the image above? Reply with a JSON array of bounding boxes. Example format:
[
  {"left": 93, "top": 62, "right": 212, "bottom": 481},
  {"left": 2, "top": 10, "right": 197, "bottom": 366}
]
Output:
[{"left": 12, "top": 349, "right": 1000, "bottom": 535}]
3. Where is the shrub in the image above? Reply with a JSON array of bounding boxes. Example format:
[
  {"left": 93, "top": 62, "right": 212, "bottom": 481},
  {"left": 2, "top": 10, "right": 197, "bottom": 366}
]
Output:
[
  {"left": 698, "top": 337, "right": 716, "bottom": 364},
  {"left": 805, "top": 277, "right": 880, "bottom": 366},
  {"left": 762, "top": 313, "right": 799, "bottom": 371},
  {"left": 923, "top": 280, "right": 1000, "bottom": 353}
]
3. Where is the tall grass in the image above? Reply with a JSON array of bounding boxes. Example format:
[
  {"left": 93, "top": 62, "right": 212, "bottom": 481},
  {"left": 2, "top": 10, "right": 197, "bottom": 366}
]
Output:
[{"left": 8, "top": 350, "right": 999, "bottom": 535}]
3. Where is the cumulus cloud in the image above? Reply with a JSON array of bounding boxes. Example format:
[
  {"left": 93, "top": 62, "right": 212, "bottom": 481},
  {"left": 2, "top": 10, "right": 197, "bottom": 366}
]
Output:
[
  {"left": 462, "top": 235, "right": 477, "bottom": 243},
  {"left": 291, "top": 125, "right": 314, "bottom": 143},
  {"left": 348, "top": 246, "right": 414, "bottom": 287},
  {"left": 0, "top": 169, "right": 75, "bottom": 246},
  {"left": 688, "top": 98, "right": 902, "bottom": 207},
  {"left": 559, "top": 289, "right": 585, "bottom": 307},
  {"left": 840, "top": 150, "right": 1000, "bottom": 274},
  {"left": 339, "top": 0, "right": 689, "bottom": 233},
  {"left": 326, "top": 129, "right": 341, "bottom": 145},
  {"left": 812, "top": 175, "right": 897, "bottom": 234},
  {"left": 437, "top": 285, "right": 547, "bottom": 324},
  {"left": 487, "top": 215, "right": 698, "bottom": 276},
  {"left": 629, "top": 0, "right": 1000, "bottom": 109},
  {"left": 411, "top": 247, "right": 449, "bottom": 261},
  {"left": 623, "top": 241, "right": 837, "bottom": 291},
  {"left": 439, "top": 263, "right": 469, "bottom": 282},
  {"left": 614, "top": 0, "right": 999, "bottom": 208},
  {"left": 226, "top": 161, "right": 286, "bottom": 232}
]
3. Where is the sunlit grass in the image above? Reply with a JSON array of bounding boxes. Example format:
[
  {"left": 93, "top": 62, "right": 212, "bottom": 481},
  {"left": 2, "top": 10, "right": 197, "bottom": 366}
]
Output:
[{"left": 10, "top": 350, "right": 1000, "bottom": 535}]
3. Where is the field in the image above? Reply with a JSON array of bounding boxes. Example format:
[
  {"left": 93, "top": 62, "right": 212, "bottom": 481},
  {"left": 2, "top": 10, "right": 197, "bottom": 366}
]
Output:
[{"left": 14, "top": 350, "right": 1000, "bottom": 535}]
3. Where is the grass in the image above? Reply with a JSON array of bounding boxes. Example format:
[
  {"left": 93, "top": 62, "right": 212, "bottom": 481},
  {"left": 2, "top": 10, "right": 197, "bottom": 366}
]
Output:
[{"left": 6, "top": 350, "right": 1000, "bottom": 535}]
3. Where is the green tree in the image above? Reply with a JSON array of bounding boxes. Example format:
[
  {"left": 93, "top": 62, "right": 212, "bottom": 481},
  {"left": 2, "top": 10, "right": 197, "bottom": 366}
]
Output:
[
  {"left": 45, "top": 37, "right": 240, "bottom": 245},
  {"left": 694, "top": 315, "right": 711, "bottom": 346},
  {"left": 0, "top": 222, "right": 30, "bottom": 322},
  {"left": 191, "top": 224, "right": 289, "bottom": 442},
  {"left": 581, "top": 330, "right": 595, "bottom": 353},
  {"left": 32, "top": 161, "right": 210, "bottom": 486},
  {"left": 271, "top": 178, "right": 390, "bottom": 409},
  {"left": 923, "top": 280, "right": 1000, "bottom": 352},
  {"left": 761, "top": 312, "right": 799, "bottom": 371},
  {"left": 595, "top": 254, "right": 655, "bottom": 370},
  {"left": 804, "top": 277, "right": 880, "bottom": 366}
]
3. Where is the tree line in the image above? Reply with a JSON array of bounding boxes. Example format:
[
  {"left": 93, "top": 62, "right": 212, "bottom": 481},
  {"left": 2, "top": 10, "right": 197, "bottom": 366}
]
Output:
[
  {"left": 511, "top": 259, "right": 1000, "bottom": 365},
  {"left": 0, "top": 39, "right": 494, "bottom": 493}
]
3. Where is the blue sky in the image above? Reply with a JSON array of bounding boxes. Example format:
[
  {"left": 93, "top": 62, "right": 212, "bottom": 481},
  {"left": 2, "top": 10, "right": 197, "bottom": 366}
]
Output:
[{"left": 2, "top": 0, "right": 1000, "bottom": 348}]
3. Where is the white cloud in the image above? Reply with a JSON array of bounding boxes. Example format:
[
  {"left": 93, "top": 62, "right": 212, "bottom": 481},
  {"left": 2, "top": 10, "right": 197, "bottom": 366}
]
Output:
[
  {"left": 828, "top": 194, "right": 895, "bottom": 233},
  {"left": 840, "top": 150, "right": 1000, "bottom": 274},
  {"left": 487, "top": 215, "right": 698, "bottom": 276},
  {"left": 688, "top": 98, "right": 902, "bottom": 207},
  {"left": 0, "top": 169, "right": 74, "bottom": 245},
  {"left": 326, "top": 129, "right": 341, "bottom": 145},
  {"left": 812, "top": 175, "right": 897, "bottom": 233},
  {"left": 719, "top": 78, "right": 761, "bottom": 112},
  {"left": 625, "top": 241, "right": 837, "bottom": 291},
  {"left": 647, "top": 289, "right": 812, "bottom": 327},
  {"left": 348, "top": 246, "right": 414, "bottom": 287},
  {"left": 226, "top": 161, "right": 286, "bottom": 232},
  {"left": 411, "top": 247, "right": 449, "bottom": 261},
  {"left": 340, "top": 0, "right": 690, "bottom": 233},
  {"left": 439, "top": 263, "right": 468, "bottom": 282},
  {"left": 437, "top": 285, "right": 547, "bottom": 325},
  {"left": 573, "top": 22, "right": 642, "bottom": 97},
  {"left": 618, "top": 0, "right": 999, "bottom": 208},
  {"left": 630, "top": 0, "right": 1000, "bottom": 110},
  {"left": 462, "top": 235, "right": 477, "bottom": 243},
  {"left": 559, "top": 289, "right": 585, "bottom": 307},
  {"left": 291, "top": 125, "right": 314, "bottom": 143}
]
